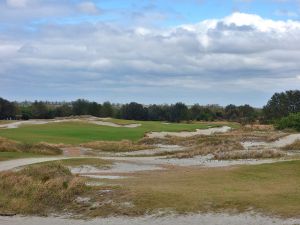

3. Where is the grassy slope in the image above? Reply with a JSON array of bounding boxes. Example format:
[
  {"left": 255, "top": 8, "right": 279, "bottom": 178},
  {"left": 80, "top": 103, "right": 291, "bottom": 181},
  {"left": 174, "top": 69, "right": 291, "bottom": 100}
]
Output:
[
  {"left": 114, "top": 160, "right": 300, "bottom": 217},
  {"left": 0, "top": 152, "right": 45, "bottom": 161},
  {"left": 0, "top": 120, "right": 227, "bottom": 144}
]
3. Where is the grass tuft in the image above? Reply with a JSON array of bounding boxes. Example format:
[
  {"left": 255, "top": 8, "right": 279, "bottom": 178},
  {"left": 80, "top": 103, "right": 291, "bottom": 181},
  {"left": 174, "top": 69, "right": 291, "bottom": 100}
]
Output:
[
  {"left": 0, "top": 137, "right": 63, "bottom": 155},
  {"left": 0, "top": 163, "right": 87, "bottom": 215},
  {"left": 213, "top": 149, "right": 286, "bottom": 160},
  {"left": 81, "top": 140, "right": 153, "bottom": 152}
]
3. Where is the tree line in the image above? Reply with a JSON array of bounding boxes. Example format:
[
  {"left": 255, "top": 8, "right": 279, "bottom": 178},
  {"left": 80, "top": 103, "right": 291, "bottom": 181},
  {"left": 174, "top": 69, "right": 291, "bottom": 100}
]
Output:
[{"left": 1, "top": 90, "right": 299, "bottom": 123}]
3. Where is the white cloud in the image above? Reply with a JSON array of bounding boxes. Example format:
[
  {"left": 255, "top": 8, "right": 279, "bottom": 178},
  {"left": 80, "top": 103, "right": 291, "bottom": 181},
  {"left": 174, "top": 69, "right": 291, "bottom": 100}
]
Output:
[
  {"left": 6, "top": 0, "right": 27, "bottom": 8},
  {"left": 77, "top": 2, "right": 99, "bottom": 14},
  {"left": 1, "top": 12, "right": 300, "bottom": 105}
]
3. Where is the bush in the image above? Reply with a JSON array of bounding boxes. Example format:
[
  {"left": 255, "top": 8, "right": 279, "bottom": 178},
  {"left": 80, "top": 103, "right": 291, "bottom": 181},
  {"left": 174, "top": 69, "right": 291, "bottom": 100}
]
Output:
[{"left": 275, "top": 112, "right": 300, "bottom": 131}]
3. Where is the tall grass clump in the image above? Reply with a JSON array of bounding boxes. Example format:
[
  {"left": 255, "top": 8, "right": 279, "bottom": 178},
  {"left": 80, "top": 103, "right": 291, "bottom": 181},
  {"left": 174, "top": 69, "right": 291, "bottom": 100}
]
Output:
[
  {"left": 0, "top": 137, "right": 63, "bottom": 155},
  {"left": 0, "top": 163, "right": 87, "bottom": 215},
  {"left": 214, "top": 149, "right": 286, "bottom": 160}
]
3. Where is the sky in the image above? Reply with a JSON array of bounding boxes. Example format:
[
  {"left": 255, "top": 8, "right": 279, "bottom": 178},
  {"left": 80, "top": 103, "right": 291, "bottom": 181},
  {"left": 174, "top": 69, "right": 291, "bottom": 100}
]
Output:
[{"left": 1, "top": 0, "right": 300, "bottom": 107}]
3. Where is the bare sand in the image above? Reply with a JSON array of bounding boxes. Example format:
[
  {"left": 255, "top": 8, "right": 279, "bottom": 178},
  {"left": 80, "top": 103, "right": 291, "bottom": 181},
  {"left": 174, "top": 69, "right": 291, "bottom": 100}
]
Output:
[
  {"left": 242, "top": 133, "right": 300, "bottom": 150},
  {"left": 1, "top": 213, "right": 299, "bottom": 225},
  {"left": 146, "top": 126, "right": 232, "bottom": 138}
]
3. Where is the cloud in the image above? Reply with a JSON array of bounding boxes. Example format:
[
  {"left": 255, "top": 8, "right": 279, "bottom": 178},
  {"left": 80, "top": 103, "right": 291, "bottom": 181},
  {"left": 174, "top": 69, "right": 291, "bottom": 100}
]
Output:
[
  {"left": 0, "top": 12, "right": 300, "bottom": 105},
  {"left": 6, "top": 0, "right": 27, "bottom": 8},
  {"left": 77, "top": 1, "right": 100, "bottom": 15}
]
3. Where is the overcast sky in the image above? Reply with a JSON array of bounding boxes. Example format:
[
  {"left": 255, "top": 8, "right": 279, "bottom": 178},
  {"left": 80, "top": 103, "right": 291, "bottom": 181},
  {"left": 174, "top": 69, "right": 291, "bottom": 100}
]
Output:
[{"left": 1, "top": 0, "right": 300, "bottom": 106}]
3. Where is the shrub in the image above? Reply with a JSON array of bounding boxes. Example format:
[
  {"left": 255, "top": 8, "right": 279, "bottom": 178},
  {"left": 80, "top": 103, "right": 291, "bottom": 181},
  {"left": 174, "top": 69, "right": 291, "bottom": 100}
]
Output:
[{"left": 275, "top": 112, "right": 300, "bottom": 131}]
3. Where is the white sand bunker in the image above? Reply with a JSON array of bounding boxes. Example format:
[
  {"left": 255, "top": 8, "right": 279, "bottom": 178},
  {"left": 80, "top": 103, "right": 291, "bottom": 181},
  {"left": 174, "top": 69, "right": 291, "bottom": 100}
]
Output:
[
  {"left": 89, "top": 120, "right": 141, "bottom": 128},
  {"left": 147, "top": 126, "right": 232, "bottom": 138},
  {"left": 71, "top": 162, "right": 163, "bottom": 175},
  {"left": 0, "top": 120, "right": 49, "bottom": 129},
  {"left": 0, "top": 118, "right": 141, "bottom": 129},
  {"left": 118, "top": 145, "right": 184, "bottom": 156},
  {"left": 242, "top": 133, "right": 300, "bottom": 150}
]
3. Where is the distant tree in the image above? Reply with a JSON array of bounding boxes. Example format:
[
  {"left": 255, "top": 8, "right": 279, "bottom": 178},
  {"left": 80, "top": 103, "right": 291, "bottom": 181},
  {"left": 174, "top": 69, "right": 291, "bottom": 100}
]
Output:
[
  {"left": 31, "top": 101, "right": 49, "bottom": 119},
  {"left": 72, "top": 99, "right": 90, "bottom": 115},
  {"left": 189, "top": 104, "right": 202, "bottom": 121},
  {"left": 238, "top": 104, "right": 256, "bottom": 124},
  {"left": 120, "top": 102, "right": 148, "bottom": 120},
  {"left": 224, "top": 104, "right": 239, "bottom": 121},
  {"left": 148, "top": 104, "right": 169, "bottom": 121},
  {"left": 0, "top": 97, "right": 17, "bottom": 119},
  {"left": 55, "top": 104, "right": 72, "bottom": 117},
  {"left": 102, "top": 101, "right": 113, "bottom": 117},
  {"left": 88, "top": 102, "right": 102, "bottom": 117},
  {"left": 263, "top": 90, "right": 300, "bottom": 122},
  {"left": 169, "top": 102, "right": 188, "bottom": 122}
]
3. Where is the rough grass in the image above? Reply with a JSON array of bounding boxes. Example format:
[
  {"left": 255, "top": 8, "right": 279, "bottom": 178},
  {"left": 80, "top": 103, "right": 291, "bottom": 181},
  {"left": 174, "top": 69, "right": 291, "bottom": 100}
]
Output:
[
  {"left": 107, "top": 160, "right": 300, "bottom": 218},
  {"left": 0, "top": 137, "right": 63, "bottom": 155},
  {"left": 80, "top": 140, "right": 153, "bottom": 152},
  {"left": 0, "top": 163, "right": 87, "bottom": 215},
  {"left": 41, "top": 158, "right": 112, "bottom": 168},
  {"left": 223, "top": 126, "right": 289, "bottom": 143},
  {"left": 213, "top": 149, "right": 286, "bottom": 160},
  {"left": 0, "top": 120, "right": 16, "bottom": 125},
  {"left": 0, "top": 152, "right": 45, "bottom": 161},
  {"left": 0, "top": 120, "right": 231, "bottom": 144},
  {"left": 171, "top": 136, "right": 243, "bottom": 159},
  {"left": 281, "top": 140, "right": 300, "bottom": 151}
]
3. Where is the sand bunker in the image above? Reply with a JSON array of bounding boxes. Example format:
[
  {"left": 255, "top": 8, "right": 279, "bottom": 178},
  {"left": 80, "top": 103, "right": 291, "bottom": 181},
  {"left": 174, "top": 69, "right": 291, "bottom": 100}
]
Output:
[
  {"left": 242, "top": 133, "right": 300, "bottom": 150},
  {"left": 90, "top": 120, "right": 141, "bottom": 128},
  {"left": 71, "top": 162, "right": 163, "bottom": 175},
  {"left": 146, "top": 126, "right": 232, "bottom": 138},
  {"left": 0, "top": 118, "right": 141, "bottom": 129}
]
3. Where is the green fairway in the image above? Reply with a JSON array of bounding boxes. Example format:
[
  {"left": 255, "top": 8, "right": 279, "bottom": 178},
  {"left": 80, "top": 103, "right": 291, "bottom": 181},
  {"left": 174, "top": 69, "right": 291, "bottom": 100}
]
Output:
[{"left": 0, "top": 120, "right": 228, "bottom": 144}]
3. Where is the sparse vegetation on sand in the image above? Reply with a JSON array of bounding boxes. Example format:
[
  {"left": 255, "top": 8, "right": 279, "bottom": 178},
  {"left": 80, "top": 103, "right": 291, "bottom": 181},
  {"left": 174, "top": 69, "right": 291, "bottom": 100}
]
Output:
[
  {"left": 281, "top": 140, "right": 300, "bottom": 150},
  {"left": 0, "top": 163, "right": 87, "bottom": 215},
  {"left": 172, "top": 136, "right": 243, "bottom": 158},
  {"left": 41, "top": 158, "right": 112, "bottom": 168},
  {"left": 81, "top": 140, "right": 153, "bottom": 152},
  {"left": 213, "top": 149, "right": 286, "bottom": 160},
  {"left": 0, "top": 137, "right": 63, "bottom": 155}
]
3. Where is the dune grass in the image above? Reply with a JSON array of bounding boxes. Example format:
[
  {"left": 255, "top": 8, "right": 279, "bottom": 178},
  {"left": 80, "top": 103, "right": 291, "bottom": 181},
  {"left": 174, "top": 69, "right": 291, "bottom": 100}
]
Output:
[
  {"left": 0, "top": 120, "right": 229, "bottom": 144},
  {"left": 213, "top": 149, "right": 286, "bottom": 160},
  {"left": 80, "top": 140, "right": 153, "bottom": 152},
  {"left": 41, "top": 158, "right": 112, "bottom": 168},
  {"left": 0, "top": 163, "right": 87, "bottom": 215},
  {"left": 0, "top": 137, "right": 63, "bottom": 155}
]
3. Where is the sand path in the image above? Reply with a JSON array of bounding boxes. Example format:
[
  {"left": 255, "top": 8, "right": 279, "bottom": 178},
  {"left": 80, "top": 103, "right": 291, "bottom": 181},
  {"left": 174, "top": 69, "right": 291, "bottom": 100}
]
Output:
[{"left": 1, "top": 213, "right": 299, "bottom": 225}]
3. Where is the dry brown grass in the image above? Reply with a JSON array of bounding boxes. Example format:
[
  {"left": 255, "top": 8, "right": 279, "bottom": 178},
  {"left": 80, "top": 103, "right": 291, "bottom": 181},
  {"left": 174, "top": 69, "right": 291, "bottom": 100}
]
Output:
[
  {"left": 171, "top": 136, "right": 243, "bottom": 158},
  {"left": 0, "top": 137, "right": 63, "bottom": 155},
  {"left": 213, "top": 149, "right": 286, "bottom": 160},
  {"left": 223, "top": 126, "right": 289, "bottom": 143},
  {"left": 0, "top": 163, "right": 87, "bottom": 215},
  {"left": 281, "top": 140, "right": 300, "bottom": 151},
  {"left": 80, "top": 140, "right": 153, "bottom": 152}
]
